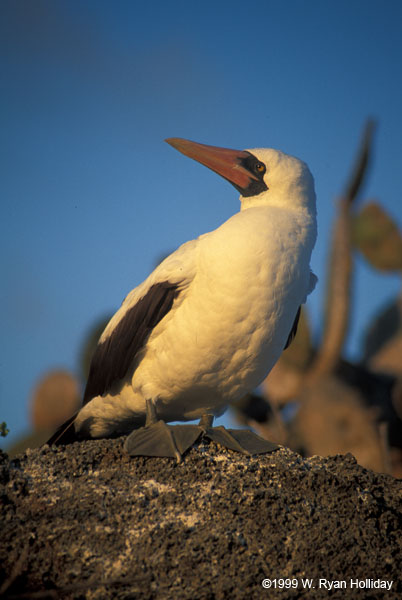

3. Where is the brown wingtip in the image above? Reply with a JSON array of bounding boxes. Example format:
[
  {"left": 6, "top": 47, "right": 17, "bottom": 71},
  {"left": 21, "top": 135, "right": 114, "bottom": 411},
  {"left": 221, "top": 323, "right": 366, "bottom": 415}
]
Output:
[{"left": 45, "top": 413, "right": 79, "bottom": 446}]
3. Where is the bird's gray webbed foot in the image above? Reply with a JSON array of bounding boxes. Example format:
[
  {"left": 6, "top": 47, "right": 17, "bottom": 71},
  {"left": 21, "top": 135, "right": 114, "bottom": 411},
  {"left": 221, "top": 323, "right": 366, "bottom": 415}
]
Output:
[
  {"left": 124, "top": 405, "right": 278, "bottom": 461},
  {"left": 199, "top": 414, "right": 279, "bottom": 455},
  {"left": 123, "top": 400, "right": 202, "bottom": 462}
]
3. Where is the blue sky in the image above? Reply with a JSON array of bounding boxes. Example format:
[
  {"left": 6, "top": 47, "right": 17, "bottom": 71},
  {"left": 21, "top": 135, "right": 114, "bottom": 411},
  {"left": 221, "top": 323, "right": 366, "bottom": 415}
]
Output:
[{"left": 1, "top": 0, "right": 401, "bottom": 446}]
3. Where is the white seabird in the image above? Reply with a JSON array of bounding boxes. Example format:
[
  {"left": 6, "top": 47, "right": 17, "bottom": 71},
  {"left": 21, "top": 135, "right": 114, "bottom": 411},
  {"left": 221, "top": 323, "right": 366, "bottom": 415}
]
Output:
[{"left": 48, "top": 138, "right": 317, "bottom": 459}]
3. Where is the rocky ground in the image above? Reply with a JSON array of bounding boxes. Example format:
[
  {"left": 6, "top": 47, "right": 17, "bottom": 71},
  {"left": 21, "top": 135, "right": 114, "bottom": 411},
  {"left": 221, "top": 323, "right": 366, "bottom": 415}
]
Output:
[{"left": 1, "top": 436, "right": 401, "bottom": 599}]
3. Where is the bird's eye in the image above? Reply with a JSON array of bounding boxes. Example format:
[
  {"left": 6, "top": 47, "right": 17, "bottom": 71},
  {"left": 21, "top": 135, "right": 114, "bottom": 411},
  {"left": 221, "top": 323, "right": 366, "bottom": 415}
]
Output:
[{"left": 255, "top": 162, "right": 265, "bottom": 173}]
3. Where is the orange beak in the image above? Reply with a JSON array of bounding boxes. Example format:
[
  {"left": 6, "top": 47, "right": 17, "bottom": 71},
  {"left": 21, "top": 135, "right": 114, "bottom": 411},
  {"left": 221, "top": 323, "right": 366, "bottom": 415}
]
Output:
[{"left": 165, "top": 137, "right": 260, "bottom": 191}]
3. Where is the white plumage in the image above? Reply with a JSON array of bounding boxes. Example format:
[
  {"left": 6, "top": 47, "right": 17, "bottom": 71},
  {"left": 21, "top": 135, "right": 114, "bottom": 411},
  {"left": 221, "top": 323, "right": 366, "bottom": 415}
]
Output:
[{"left": 74, "top": 144, "right": 317, "bottom": 440}]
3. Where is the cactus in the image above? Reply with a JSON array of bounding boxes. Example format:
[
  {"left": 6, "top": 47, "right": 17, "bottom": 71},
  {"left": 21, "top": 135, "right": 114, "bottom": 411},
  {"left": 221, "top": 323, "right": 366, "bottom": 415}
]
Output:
[{"left": 352, "top": 202, "right": 402, "bottom": 272}]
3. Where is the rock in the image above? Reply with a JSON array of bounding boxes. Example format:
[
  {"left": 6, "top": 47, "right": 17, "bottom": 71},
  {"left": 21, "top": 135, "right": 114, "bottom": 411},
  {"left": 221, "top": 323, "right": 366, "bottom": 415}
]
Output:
[{"left": 0, "top": 438, "right": 401, "bottom": 599}]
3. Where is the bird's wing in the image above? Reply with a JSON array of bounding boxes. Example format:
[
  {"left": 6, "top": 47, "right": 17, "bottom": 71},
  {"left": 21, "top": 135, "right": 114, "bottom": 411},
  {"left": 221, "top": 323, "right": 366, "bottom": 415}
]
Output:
[
  {"left": 284, "top": 270, "right": 317, "bottom": 350},
  {"left": 284, "top": 306, "right": 301, "bottom": 350},
  {"left": 46, "top": 412, "right": 80, "bottom": 446},
  {"left": 83, "top": 239, "right": 199, "bottom": 404},
  {"left": 306, "top": 270, "right": 318, "bottom": 299}
]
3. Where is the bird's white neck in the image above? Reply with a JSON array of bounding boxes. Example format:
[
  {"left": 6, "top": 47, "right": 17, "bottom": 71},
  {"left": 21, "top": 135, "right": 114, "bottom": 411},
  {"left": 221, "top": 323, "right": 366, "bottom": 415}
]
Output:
[{"left": 239, "top": 185, "right": 316, "bottom": 217}]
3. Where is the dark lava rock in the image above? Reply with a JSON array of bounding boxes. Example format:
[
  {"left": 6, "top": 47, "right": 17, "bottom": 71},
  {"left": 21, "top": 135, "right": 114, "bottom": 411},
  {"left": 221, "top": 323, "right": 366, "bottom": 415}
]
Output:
[{"left": 0, "top": 438, "right": 401, "bottom": 599}]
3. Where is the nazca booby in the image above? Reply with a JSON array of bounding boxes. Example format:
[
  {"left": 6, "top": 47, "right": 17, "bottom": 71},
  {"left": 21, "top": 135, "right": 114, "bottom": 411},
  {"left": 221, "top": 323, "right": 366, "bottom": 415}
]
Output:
[{"left": 48, "top": 138, "right": 317, "bottom": 460}]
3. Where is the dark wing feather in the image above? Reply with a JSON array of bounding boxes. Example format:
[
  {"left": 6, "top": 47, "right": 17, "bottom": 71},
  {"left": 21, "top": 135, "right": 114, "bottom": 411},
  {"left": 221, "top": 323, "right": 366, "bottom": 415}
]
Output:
[
  {"left": 46, "top": 412, "right": 79, "bottom": 446},
  {"left": 83, "top": 281, "right": 180, "bottom": 404},
  {"left": 284, "top": 306, "right": 301, "bottom": 350}
]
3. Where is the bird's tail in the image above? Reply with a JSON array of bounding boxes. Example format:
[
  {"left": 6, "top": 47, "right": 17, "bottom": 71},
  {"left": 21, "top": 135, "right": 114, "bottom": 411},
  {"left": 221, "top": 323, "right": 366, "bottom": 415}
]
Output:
[{"left": 45, "top": 413, "right": 79, "bottom": 446}]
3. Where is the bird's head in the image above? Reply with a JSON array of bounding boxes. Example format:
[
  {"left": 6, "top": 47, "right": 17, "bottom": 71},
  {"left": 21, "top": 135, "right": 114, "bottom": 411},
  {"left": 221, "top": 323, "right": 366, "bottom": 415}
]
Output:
[{"left": 166, "top": 138, "right": 316, "bottom": 215}]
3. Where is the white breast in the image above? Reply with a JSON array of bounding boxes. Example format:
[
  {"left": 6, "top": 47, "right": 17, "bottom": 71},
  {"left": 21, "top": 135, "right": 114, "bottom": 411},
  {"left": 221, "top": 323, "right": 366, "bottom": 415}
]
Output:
[{"left": 131, "top": 204, "right": 316, "bottom": 422}]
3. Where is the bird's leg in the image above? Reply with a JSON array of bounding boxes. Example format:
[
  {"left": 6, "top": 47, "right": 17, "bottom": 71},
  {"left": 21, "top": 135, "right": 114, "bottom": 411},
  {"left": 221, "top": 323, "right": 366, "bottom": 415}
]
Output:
[
  {"left": 124, "top": 400, "right": 203, "bottom": 462},
  {"left": 198, "top": 413, "right": 214, "bottom": 429},
  {"left": 145, "top": 398, "right": 158, "bottom": 426},
  {"left": 198, "top": 413, "right": 279, "bottom": 455}
]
